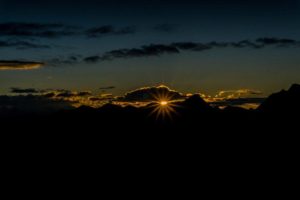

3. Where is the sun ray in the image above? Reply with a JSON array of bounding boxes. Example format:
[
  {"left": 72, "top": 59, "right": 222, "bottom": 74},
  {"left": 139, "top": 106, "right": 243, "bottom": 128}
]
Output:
[{"left": 148, "top": 89, "right": 181, "bottom": 121}]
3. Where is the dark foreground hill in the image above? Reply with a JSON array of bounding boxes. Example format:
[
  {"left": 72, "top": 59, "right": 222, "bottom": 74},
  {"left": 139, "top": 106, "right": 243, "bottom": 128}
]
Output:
[
  {"left": 258, "top": 84, "right": 300, "bottom": 113},
  {"left": 2, "top": 85, "right": 299, "bottom": 182}
]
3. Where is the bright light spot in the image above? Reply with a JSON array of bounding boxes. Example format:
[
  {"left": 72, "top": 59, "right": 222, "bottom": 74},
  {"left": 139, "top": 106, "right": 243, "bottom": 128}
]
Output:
[{"left": 160, "top": 101, "right": 168, "bottom": 106}]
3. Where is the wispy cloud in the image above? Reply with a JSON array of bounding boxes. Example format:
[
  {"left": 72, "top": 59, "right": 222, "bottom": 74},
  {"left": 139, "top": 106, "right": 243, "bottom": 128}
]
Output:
[
  {"left": 84, "top": 44, "right": 180, "bottom": 63},
  {"left": 10, "top": 87, "right": 40, "bottom": 94},
  {"left": 206, "top": 89, "right": 265, "bottom": 109},
  {"left": 99, "top": 86, "right": 116, "bottom": 90},
  {"left": 0, "top": 22, "right": 79, "bottom": 38},
  {"left": 0, "top": 22, "right": 136, "bottom": 40},
  {"left": 215, "top": 89, "right": 263, "bottom": 99},
  {"left": 82, "top": 37, "right": 300, "bottom": 63},
  {"left": 0, "top": 60, "right": 44, "bottom": 70},
  {"left": 0, "top": 39, "right": 50, "bottom": 49},
  {"left": 86, "top": 26, "right": 136, "bottom": 38}
]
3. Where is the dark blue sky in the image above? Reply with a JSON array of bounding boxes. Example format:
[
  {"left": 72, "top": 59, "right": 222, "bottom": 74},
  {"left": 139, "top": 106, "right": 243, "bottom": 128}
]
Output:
[{"left": 0, "top": 0, "right": 299, "bottom": 95}]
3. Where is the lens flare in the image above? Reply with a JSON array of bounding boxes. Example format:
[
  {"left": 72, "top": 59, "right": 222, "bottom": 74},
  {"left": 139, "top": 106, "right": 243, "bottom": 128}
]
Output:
[{"left": 148, "top": 87, "right": 180, "bottom": 120}]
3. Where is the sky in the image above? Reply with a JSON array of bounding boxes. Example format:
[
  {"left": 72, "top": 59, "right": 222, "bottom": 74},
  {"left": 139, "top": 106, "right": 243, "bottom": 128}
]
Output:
[{"left": 0, "top": 0, "right": 300, "bottom": 98}]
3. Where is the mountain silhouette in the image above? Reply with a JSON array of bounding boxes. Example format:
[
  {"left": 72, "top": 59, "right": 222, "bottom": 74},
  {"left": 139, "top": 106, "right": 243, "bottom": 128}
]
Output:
[
  {"left": 179, "top": 94, "right": 212, "bottom": 111},
  {"left": 258, "top": 84, "right": 300, "bottom": 113},
  {"left": 1, "top": 84, "right": 300, "bottom": 133}
]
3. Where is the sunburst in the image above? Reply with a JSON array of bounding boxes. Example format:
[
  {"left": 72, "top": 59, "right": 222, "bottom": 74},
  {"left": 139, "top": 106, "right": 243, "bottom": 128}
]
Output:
[{"left": 148, "top": 88, "right": 180, "bottom": 120}]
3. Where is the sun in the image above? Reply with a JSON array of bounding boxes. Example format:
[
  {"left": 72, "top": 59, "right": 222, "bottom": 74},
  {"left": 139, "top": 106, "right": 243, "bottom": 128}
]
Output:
[
  {"left": 149, "top": 94, "right": 179, "bottom": 120},
  {"left": 160, "top": 101, "right": 168, "bottom": 106}
]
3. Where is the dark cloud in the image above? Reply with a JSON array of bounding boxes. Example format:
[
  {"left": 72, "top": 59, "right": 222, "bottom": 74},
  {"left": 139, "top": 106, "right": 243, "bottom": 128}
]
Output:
[
  {"left": 118, "top": 85, "right": 186, "bottom": 102},
  {"left": 56, "top": 92, "right": 77, "bottom": 98},
  {"left": 0, "top": 22, "right": 137, "bottom": 40},
  {"left": 172, "top": 42, "right": 212, "bottom": 51},
  {"left": 10, "top": 88, "right": 40, "bottom": 94},
  {"left": 84, "top": 44, "right": 180, "bottom": 63},
  {"left": 84, "top": 56, "right": 102, "bottom": 63},
  {"left": 256, "top": 38, "right": 298, "bottom": 45},
  {"left": 0, "top": 60, "right": 44, "bottom": 70},
  {"left": 54, "top": 91, "right": 92, "bottom": 98},
  {"left": 0, "top": 22, "right": 79, "bottom": 38},
  {"left": 99, "top": 86, "right": 116, "bottom": 90},
  {"left": 212, "top": 98, "right": 266, "bottom": 108},
  {"left": 47, "top": 55, "right": 82, "bottom": 66},
  {"left": 85, "top": 26, "right": 136, "bottom": 38},
  {"left": 83, "top": 37, "right": 300, "bottom": 63},
  {"left": 231, "top": 40, "right": 263, "bottom": 49},
  {"left": 9, "top": 88, "right": 68, "bottom": 95},
  {"left": 77, "top": 91, "right": 92, "bottom": 96},
  {"left": 0, "top": 95, "right": 74, "bottom": 114},
  {"left": 4, "top": 87, "right": 103, "bottom": 108},
  {"left": 0, "top": 39, "right": 50, "bottom": 49}
]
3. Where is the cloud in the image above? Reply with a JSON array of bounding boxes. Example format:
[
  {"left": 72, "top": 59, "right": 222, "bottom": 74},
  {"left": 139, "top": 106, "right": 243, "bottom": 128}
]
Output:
[
  {"left": 44, "top": 89, "right": 114, "bottom": 108},
  {"left": 10, "top": 87, "right": 40, "bottom": 94},
  {"left": 83, "top": 37, "right": 300, "bottom": 63},
  {"left": 191, "top": 88, "right": 265, "bottom": 109},
  {"left": 0, "top": 39, "right": 50, "bottom": 49},
  {"left": 0, "top": 22, "right": 78, "bottom": 38},
  {"left": 0, "top": 22, "right": 140, "bottom": 42},
  {"left": 118, "top": 85, "right": 186, "bottom": 102},
  {"left": 56, "top": 91, "right": 92, "bottom": 98},
  {"left": 89, "top": 94, "right": 114, "bottom": 101},
  {"left": 0, "top": 95, "right": 74, "bottom": 114},
  {"left": 256, "top": 38, "right": 298, "bottom": 46},
  {"left": 84, "top": 56, "right": 102, "bottom": 63},
  {"left": 230, "top": 40, "right": 263, "bottom": 49},
  {"left": 215, "top": 89, "right": 263, "bottom": 99},
  {"left": 2, "top": 85, "right": 269, "bottom": 112},
  {"left": 85, "top": 26, "right": 136, "bottom": 38},
  {"left": 84, "top": 44, "right": 180, "bottom": 63},
  {"left": 99, "top": 86, "right": 116, "bottom": 90},
  {"left": 211, "top": 98, "right": 266, "bottom": 109},
  {"left": 18, "top": 86, "right": 264, "bottom": 110},
  {"left": 46, "top": 55, "right": 82, "bottom": 66},
  {"left": 82, "top": 42, "right": 216, "bottom": 63},
  {"left": 204, "top": 89, "right": 265, "bottom": 109},
  {"left": 0, "top": 60, "right": 44, "bottom": 70},
  {"left": 8, "top": 88, "right": 112, "bottom": 108}
]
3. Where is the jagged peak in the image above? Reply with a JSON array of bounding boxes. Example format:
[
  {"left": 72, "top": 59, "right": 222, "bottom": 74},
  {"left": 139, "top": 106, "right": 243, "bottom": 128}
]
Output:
[{"left": 288, "top": 84, "right": 300, "bottom": 93}]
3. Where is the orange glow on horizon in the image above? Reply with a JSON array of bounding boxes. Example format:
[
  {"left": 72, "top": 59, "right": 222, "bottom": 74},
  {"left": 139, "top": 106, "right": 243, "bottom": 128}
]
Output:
[{"left": 149, "top": 90, "right": 180, "bottom": 120}]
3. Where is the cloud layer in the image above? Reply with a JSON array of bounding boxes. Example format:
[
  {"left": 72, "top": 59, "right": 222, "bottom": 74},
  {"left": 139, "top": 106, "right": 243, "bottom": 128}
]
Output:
[
  {"left": 3, "top": 85, "right": 267, "bottom": 110},
  {"left": 0, "top": 95, "right": 74, "bottom": 114},
  {"left": 0, "top": 22, "right": 137, "bottom": 39},
  {"left": 0, "top": 60, "right": 44, "bottom": 70},
  {"left": 118, "top": 85, "right": 186, "bottom": 102},
  {"left": 0, "top": 39, "right": 50, "bottom": 49},
  {"left": 83, "top": 37, "right": 300, "bottom": 63},
  {"left": 0, "top": 22, "right": 78, "bottom": 38}
]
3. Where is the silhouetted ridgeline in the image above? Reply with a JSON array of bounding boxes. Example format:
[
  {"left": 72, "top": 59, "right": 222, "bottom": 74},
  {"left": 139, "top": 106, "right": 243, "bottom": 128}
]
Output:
[
  {"left": 2, "top": 85, "right": 299, "bottom": 178},
  {"left": 1, "top": 84, "right": 299, "bottom": 133},
  {"left": 258, "top": 84, "right": 300, "bottom": 113}
]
